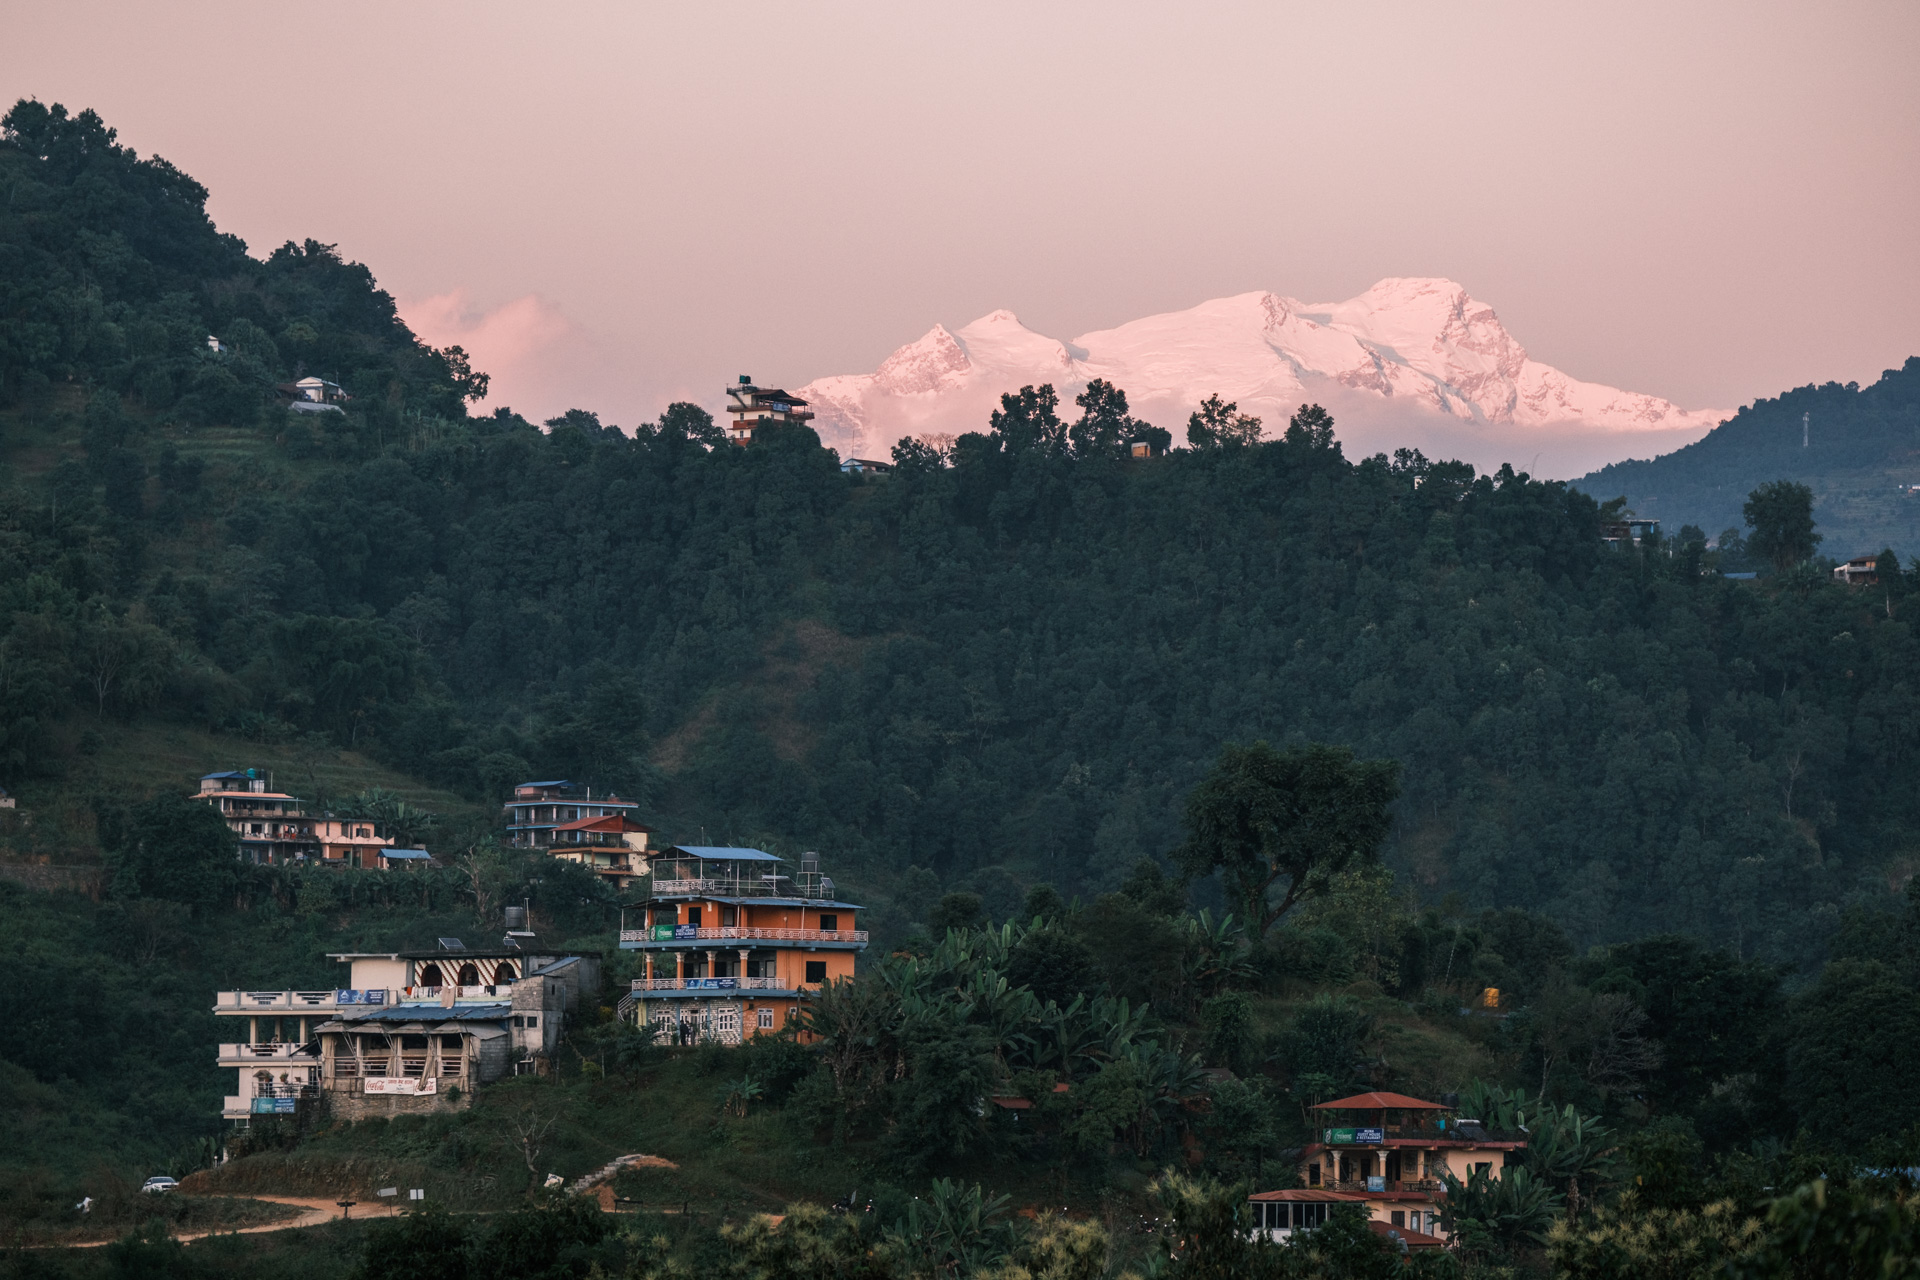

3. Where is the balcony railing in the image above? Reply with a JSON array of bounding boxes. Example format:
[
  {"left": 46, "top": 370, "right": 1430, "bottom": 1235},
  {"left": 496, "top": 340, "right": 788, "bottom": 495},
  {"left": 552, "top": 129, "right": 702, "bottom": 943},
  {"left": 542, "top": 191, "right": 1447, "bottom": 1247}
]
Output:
[
  {"left": 216, "top": 990, "right": 350, "bottom": 1010},
  {"left": 619, "top": 926, "right": 866, "bottom": 945},
  {"left": 1319, "top": 1179, "right": 1445, "bottom": 1195},
  {"left": 629, "top": 976, "right": 789, "bottom": 991},
  {"left": 219, "top": 1043, "right": 319, "bottom": 1060},
  {"left": 400, "top": 984, "right": 510, "bottom": 1002}
]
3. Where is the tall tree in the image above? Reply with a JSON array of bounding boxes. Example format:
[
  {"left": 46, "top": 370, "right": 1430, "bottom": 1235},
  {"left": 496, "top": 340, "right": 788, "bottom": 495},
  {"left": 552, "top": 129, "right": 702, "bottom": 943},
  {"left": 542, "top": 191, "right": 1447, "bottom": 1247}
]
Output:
[
  {"left": 1185, "top": 394, "right": 1262, "bottom": 449},
  {"left": 1176, "top": 742, "right": 1401, "bottom": 936},
  {"left": 1284, "top": 403, "right": 1338, "bottom": 449},
  {"left": 1742, "top": 480, "right": 1821, "bottom": 572}
]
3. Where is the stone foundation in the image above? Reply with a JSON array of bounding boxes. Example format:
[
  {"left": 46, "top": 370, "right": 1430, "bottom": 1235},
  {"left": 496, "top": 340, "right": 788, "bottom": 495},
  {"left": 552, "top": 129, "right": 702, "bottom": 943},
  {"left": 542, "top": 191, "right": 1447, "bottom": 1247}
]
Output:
[{"left": 326, "top": 1086, "right": 474, "bottom": 1122}]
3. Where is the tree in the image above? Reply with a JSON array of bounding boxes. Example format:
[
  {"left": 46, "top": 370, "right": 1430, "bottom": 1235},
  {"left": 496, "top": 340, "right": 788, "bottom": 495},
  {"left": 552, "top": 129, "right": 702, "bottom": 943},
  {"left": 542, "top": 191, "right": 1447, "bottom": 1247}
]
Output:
[
  {"left": 101, "top": 791, "right": 240, "bottom": 909},
  {"left": 1176, "top": 742, "right": 1401, "bottom": 936},
  {"left": 1548, "top": 1198, "right": 1766, "bottom": 1280},
  {"left": 1186, "top": 394, "right": 1262, "bottom": 449},
  {"left": 990, "top": 385, "right": 1068, "bottom": 456},
  {"left": 1068, "top": 379, "right": 1135, "bottom": 459},
  {"left": 1742, "top": 480, "right": 1820, "bottom": 572},
  {"left": 1440, "top": 1165, "right": 1562, "bottom": 1252},
  {"left": 355, "top": 1205, "right": 474, "bottom": 1280},
  {"left": 1283, "top": 404, "right": 1337, "bottom": 450}
]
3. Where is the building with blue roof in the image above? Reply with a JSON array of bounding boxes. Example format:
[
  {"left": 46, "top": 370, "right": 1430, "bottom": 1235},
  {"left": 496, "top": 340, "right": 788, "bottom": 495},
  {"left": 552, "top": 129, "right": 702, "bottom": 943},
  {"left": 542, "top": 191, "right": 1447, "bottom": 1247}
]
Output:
[{"left": 212, "top": 929, "right": 600, "bottom": 1124}]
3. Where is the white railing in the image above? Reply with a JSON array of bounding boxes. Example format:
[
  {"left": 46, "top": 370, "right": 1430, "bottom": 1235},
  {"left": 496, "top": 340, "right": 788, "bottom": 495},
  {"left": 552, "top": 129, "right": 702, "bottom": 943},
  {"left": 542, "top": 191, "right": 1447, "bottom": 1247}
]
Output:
[
  {"left": 618, "top": 927, "right": 867, "bottom": 944},
  {"left": 219, "top": 1043, "right": 318, "bottom": 1060},
  {"left": 399, "top": 984, "right": 508, "bottom": 1002},
  {"left": 215, "top": 990, "right": 352, "bottom": 1010},
  {"left": 628, "top": 976, "right": 789, "bottom": 991}
]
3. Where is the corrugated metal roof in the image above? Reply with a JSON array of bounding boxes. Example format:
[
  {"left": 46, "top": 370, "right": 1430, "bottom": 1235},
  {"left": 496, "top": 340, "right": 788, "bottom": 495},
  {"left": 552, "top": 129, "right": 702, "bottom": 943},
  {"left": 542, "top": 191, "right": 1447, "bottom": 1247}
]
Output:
[
  {"left": 339, "top": 1003, "right": 512, "bottom": 1023},
  {"left": 671, "top": 846, "right": 781, "bottom": 862}
]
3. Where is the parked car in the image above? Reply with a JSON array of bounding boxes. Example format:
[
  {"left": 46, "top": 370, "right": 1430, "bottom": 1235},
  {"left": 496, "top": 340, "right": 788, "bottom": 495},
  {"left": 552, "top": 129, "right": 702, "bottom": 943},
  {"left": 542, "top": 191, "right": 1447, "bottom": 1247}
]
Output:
[{"left": 140, "top": 1177, "right": 179, "bottom": 1194}]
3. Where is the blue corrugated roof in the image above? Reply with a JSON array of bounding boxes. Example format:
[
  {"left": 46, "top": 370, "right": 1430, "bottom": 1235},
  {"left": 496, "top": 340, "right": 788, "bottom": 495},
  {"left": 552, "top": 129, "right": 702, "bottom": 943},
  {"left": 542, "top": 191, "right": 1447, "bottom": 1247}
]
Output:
[
  {"left": 515, "top": 780, "right": 571, "bottom": 788},
  {"left": 671, "top": 846, "right": 781, "bottom": 862},
  {"left": 342, "top": 1003, "right": 512, "bottom": 1022},
  {"left": 382, "top": 849, "right": 433, "bottom": 860}
]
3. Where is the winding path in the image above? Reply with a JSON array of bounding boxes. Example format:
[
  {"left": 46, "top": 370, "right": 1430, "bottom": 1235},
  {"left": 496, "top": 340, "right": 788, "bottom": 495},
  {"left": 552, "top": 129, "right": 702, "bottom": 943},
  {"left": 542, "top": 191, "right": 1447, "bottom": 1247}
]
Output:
[{"left": 60, "top": 1195, "right": 398, "bottom": 1248}]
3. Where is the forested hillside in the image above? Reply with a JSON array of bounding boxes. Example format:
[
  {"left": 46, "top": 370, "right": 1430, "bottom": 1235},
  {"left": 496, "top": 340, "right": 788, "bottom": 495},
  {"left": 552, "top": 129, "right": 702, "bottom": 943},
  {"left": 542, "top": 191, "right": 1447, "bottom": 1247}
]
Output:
[
  {"left": 6, "top": 100, "right": 1920, "bottom": 972},
  {"left": 15, "top": 97, "right": 1920, "bottom": 1278},
  {"left": 1575, "top": 362, "right": 1920, "bottom": 559}
]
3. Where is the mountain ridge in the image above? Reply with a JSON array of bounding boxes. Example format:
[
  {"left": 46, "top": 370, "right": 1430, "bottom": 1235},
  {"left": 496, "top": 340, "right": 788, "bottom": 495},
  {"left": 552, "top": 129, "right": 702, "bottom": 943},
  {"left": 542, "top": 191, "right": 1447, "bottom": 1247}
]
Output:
[{"left": 800, "top": 278, "right": 1730, "bottom": 467}]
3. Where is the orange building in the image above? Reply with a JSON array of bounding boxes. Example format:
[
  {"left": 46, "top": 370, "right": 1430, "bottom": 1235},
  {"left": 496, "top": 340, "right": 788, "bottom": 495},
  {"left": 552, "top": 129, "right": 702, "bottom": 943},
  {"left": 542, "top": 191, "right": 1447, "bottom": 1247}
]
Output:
[{"left": 617, "top": 847, "right": 865, "bottom": 1043}]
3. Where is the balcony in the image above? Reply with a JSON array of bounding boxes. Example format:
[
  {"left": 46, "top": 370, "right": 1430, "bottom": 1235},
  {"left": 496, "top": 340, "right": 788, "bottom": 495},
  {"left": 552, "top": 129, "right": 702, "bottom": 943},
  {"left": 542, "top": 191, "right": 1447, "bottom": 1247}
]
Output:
[
  {"left": 215, "top": 990, "right": 351, "bottom": 1011},
  {"left": 399, "top": 984, "right": 511, "bottom": 1002},
  {"left": 618, "top": 926, "right": 867, "bottom": 945},
  {"left": 219, "top": 1042, "right": 320, "bottom": 1063},
  {"left": 1320, "top": 1179, "right": 1445, "bottom": 1195},
  {"left": 629, "top": 976, "right": 789, "bottom": 991}
]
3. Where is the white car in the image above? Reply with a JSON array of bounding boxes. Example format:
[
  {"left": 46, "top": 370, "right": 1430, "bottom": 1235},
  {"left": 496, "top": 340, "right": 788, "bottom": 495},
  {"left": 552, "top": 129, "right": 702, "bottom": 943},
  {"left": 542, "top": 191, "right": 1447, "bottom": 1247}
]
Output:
[{"left": 140, "top": 1177, "right": 179, "bottom": 1194}]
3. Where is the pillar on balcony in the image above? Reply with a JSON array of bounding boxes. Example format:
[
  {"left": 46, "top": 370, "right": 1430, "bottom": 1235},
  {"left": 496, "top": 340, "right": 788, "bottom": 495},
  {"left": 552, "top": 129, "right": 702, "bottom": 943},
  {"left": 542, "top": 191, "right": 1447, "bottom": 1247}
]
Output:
[
  {"left": 249, "top": 1016, "right": 259, "bottom": 1044},
  {"left": 705, "top": 949, "right": 717, "bottom": 979},
  {"left": 737, "top": 949, "right": 748, "bottom": 981}
]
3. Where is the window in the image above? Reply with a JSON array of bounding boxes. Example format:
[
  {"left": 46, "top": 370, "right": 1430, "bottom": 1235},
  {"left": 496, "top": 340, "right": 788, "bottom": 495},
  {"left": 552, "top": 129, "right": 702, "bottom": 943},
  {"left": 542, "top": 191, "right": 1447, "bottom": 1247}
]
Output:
[
  {"left": 1473, "top": 1162, "right": 1492, "bottom": 1177},
  {"left": 720, "top": 905, "right": 737, "bottom": 927},
  {"left": 456, "top": 962, "right": 480, "bottom": 985},
  {"left": 495, "top": 962, "right": 516, "bottom": 983},
  {"left": 1307, "top": 1165, "right": 1320, "bottom": 1186},
  {"left": 757, "top": 1008, "right": 774, "bottom": 1030},
  {"left": 419, "top": 964, "right": 444, "bottom": 987},
  {"left": 715, "top": 1007, "right": 739, "bottom": 1038},
  {"left": 687, "top": 907, "right": 702, "bottom": 927},
  {"left": 805, "top": 961, "right": 827, "bottom": 984},
  {"left": 818, "top": 914, "right": 838, "bottom": 932},
  {"left": 525, "top": 1015, "right": 538, "bottom": 1028},
  {"left": 1390, "top": 1211, "right": 1405, "bottom": 1228}
]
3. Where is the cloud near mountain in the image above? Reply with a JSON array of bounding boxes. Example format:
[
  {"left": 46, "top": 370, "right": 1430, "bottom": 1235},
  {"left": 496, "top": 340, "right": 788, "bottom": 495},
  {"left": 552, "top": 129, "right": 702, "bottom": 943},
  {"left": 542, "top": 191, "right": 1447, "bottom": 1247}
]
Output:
[{"left": 799, "top": 278, "right": 1731, "bottom": 478}]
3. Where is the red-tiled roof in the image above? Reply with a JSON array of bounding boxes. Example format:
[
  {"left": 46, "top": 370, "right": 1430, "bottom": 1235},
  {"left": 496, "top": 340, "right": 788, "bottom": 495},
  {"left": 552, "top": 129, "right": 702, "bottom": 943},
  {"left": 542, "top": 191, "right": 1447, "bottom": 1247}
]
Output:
[
  {"left": 1249, "top": 1190, "right": 1371, "bottom": 1202},
  {"left": 550, "top": 814, "right": 654, "bottom": 833},
  {"left": 1369, "top": 1220, "right": 1446, "bottom": 1250},
  {"left": 1311, "top": 1091, "right": 1449, "bottom": 1111}
]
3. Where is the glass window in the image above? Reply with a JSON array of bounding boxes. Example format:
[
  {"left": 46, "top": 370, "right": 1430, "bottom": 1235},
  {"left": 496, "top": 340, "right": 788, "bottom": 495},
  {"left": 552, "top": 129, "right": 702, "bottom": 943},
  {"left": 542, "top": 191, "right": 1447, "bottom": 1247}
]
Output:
[
  {"left": 805, "top": 961, "right": 827, "bottom": 984},
  {"left": 819, "top": 914, "right": 838, "bottom": 932},
  {"left": 757, "top": 1008, "right": 774, "bottom": 1029}
]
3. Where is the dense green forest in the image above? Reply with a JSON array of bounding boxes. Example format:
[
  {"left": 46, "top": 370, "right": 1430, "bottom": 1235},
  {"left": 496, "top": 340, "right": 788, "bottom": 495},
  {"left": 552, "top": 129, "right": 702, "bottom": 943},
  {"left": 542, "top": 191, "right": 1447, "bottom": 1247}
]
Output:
[
  {"left": 6, "top": 97, "right": 1919, "bottom": 966},
  {"left": 12, "top": 93, "right": 1920, "bottom": 1280},
  {"left": 1575, "top": 362, "right": 1920, "bottom": 560}
]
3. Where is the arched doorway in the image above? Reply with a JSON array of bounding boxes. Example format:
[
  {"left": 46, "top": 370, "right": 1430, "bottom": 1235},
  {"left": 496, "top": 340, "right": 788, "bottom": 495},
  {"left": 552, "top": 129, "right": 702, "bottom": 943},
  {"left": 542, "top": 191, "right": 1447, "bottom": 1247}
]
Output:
[
  {"left": 456, "top": 962, "right": 480, "bottom": 986},
  {"left": 494, "top": 961, "right": 517, "bottom": 984},
  {"left": 418, "top": 963, "right": 444, "bottom": 987}
]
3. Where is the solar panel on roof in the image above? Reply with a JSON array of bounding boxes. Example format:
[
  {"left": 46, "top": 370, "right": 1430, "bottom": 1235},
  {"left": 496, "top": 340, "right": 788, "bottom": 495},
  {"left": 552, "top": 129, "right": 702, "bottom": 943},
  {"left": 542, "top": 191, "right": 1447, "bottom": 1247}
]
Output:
[{"left": 437, "top": 937, "right": 466, "bottom": 950}]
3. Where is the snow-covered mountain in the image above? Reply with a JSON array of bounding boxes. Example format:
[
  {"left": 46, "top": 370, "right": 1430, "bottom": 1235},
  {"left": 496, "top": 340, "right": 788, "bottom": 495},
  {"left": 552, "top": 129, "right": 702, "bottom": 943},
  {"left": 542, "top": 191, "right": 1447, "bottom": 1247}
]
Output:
[{"left": 798, "top": 279, "right": 1730, "bottom": 477}]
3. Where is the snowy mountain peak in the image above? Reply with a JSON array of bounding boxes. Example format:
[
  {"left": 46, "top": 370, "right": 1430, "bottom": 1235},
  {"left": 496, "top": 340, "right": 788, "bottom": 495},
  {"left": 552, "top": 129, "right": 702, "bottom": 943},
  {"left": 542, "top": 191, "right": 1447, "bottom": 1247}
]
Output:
[{"left": 796, "top": 280, "right": 1731, "bottom": 476}]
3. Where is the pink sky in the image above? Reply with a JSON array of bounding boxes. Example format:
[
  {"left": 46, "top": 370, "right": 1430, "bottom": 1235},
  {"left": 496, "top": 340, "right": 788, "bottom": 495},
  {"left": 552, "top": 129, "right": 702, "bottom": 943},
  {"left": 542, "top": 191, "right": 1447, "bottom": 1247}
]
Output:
[{"left": 6, "top": 2, "right": 1918, "bottom": 431}]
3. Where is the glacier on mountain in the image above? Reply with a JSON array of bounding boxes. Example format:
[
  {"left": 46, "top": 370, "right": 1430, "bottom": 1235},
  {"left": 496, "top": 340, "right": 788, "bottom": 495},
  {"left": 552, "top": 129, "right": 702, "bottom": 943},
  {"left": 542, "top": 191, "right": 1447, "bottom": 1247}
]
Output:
[{"left": 797, "top": 279, "right": 1730, "bottom": 478}]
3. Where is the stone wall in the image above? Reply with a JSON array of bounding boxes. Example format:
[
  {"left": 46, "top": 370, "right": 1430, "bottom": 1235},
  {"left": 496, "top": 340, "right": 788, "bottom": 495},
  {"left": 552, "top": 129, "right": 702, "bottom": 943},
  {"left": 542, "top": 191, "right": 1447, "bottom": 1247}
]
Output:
[{"left": 325, "top": 1085, "right": 474, "bottom": 1123}]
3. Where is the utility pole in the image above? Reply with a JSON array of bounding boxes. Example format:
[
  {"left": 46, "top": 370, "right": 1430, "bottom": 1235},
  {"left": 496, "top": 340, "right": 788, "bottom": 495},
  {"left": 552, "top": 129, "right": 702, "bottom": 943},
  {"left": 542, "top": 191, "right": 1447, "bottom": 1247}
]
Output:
[{"left": 1803, "top": 412, "right": 1809, "bottom": 448}]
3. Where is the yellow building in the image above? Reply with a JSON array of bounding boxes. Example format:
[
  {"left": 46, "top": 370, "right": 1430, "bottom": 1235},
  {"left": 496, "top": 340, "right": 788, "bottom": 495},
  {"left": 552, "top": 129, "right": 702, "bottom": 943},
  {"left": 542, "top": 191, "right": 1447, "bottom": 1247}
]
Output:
[
  {"left": 617, "top": 847, "right": 865, "bottom": 1043},
  {"left": 1251, "top": 1090, "right": 1527, "bottom": 1245}
]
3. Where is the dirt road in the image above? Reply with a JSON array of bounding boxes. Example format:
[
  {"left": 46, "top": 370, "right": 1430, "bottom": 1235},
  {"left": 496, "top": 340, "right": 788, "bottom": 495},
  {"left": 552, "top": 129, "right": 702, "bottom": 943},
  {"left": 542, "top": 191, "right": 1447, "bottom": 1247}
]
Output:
[{"left": 59, "top": 1195, "right": 399, "bottom": 1248}]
